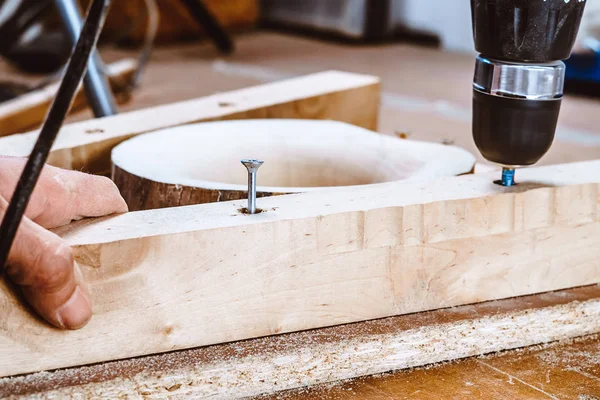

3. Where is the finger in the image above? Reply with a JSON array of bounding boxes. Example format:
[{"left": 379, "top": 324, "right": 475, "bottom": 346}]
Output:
[
  {"left": 2, "top": 196, "right": 92, "bottom": 329},
  {"left": 0, "top": 156, "right": 127, "bottom": 228},
  {"left": 34, "top": 168, "right": 128, "bottom": 228}
]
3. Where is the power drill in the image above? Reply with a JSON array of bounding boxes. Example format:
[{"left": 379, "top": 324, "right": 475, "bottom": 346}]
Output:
[{"left": 470, "top": 0, "right": 587, "bottom": 186}]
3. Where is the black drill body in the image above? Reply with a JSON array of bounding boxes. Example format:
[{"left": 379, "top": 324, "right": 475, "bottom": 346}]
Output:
[{"left": 470, "top": 0, "right": 586, "bottom": 167}]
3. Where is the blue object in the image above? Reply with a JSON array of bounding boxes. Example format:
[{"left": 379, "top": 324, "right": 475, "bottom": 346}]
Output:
[
  {"left": 564, "top": 50, "right": 600, "bottom": 96},
  {"left": 501, "top": 168, "right": 515, "bottom": 187}
]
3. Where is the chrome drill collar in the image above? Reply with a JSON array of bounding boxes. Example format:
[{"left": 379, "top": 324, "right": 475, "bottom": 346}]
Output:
[{"left": 473, "top": 55, "right": 565, "bottom": 100}]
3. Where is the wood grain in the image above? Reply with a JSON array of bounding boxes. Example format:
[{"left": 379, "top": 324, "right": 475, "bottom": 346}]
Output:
[
  {"left": 0, "top": 59, "right": 137, "bottom": 136},
  {"left": 267, "top": 335, "right": 600, "bottom": 400},
  {"left": 0, "top": 71, "right": 380, "bottom": 174},
  {"left": 1, "top": 286, "right": 599, "bottom": 399},
  {"left": 0, "top": 160, "right": 598, "bottom": 377},
  {"left": 111, "top": 119, "right": 476, "bottom": 210}
]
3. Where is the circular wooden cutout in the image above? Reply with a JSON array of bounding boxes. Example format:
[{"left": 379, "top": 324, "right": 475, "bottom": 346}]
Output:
[{"left": 112, "top": 119, "right": 475, "bottom": 211}]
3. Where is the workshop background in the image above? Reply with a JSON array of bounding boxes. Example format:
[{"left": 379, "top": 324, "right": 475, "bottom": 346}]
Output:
[
  {"left": 0, "top": 1, "right": 600, "bottom": 397},
  {"left": 0, "top": 0, "right": 599, "bottom": 166}
]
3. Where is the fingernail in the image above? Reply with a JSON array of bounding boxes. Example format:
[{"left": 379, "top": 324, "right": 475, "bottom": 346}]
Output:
[{"left": 57, "top": 286, "right": 92, "bottom": 330}]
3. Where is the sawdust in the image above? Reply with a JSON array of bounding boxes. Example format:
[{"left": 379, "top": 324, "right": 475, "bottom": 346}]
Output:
[
  {"left": 249, "top": 359, "right": 475, "bottom": 400},
  {"left": 477, "top": 334, "right": 600, "bottom": 361},
  {"left": 253, "top": 335, "right": 600, "bottom": 400},
  {"left": 2, "top": 288, "right": 599, "bottom": 398},
  {"left": 0, "top": 320, "right": 388, "bottom": 397},
  {"left": 535, "top": 338, "right": 600, "bottom": 370}
]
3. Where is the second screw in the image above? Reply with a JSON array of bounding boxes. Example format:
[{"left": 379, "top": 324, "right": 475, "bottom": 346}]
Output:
[{"left": 241, "top": 159, "right": 264, "bottom": 214}]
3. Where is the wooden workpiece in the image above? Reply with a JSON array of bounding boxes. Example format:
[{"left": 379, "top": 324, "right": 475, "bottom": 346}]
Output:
[
  {"left": 1, "top": 159, "right": 598, "bottom": 378},
  {"left": 2, "top": 285, "right": 600, "bottom": 398},
  {"left": 111, "top": 119, "right": 476, "bottom": 210},
  {"left": 0, "top": 71, "right": 380, "bottom": 174},
  {"left": 0, "top": 34, "right": 599, "bottom": 397},
  {"left": 0, "top": 59, "right": 137, "bottom": 136}
]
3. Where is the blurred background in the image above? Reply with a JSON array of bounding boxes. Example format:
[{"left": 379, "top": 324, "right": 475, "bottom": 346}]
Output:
[{"left": 0, "top": 0, "right": 599, "bottom": 165}]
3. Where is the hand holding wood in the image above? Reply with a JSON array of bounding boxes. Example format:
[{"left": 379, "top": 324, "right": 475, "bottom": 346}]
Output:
[{"left": 0, "top": 156, "right": 127, "bottom": 329}]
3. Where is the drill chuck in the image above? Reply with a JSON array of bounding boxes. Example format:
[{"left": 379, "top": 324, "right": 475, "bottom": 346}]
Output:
[
  {"left": 470, "top": 0, "right": 586, "bottom": 170},
  {"left": 472, "top": 56, "right": 564, "bottom": 166}
]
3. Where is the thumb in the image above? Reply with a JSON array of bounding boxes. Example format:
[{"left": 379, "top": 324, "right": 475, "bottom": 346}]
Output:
[{"left": 2, "top": 196, "right": 92, "bottom": 329}]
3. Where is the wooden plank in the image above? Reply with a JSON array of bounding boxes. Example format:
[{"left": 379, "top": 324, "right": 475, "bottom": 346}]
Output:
[
  {"left": 111, "top": 120, "right": 476, "bottom": 210},
  {"left": 0, "top": 71, "right": 380, "bottom": 174},
  {"left": 0, "top": 59, "right": 137, "bottom": 136},
  {"left": 1, "top": 160, "right": 599, "bottom": 377},
  {"left": 266, "top": 335, "right": 600, "bottom": 400},
  {"left": 2, "top": 286, "right": 599, "bottom": 399}
]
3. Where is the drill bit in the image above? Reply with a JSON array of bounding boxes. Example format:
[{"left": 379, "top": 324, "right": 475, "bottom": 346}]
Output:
[{"left": 501, "top": 167, "right": 516, "bottom": 187}]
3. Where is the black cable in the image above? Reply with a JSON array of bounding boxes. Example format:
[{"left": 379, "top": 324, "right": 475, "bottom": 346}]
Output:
[
  {"left": 130, "top": 0, "right": 159, "bottom": 88},
  {"left": 0, "top": 0, "right": 111, "bottom": 274},
  {"left": 179, "top": 0, "right": 234, "bottom": 54}
]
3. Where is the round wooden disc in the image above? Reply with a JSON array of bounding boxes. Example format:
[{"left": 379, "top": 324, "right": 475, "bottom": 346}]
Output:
[{"left": 112, "top": 119, "right": 475, "bottom": 211}]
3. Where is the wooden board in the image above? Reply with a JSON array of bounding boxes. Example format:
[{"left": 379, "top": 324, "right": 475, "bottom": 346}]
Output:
[
  {"left": 265, "top": 334, "right": 600, "bottom": 400},
  {"left": 111, "top": 119, "right": 476, "bottom": 210},
  {"left": 0, "top": 71, "right": 380, "bottom": 174},
  {"left": 1, "top": 160, "right": 599, "bottom": 377},
  {"left": 0, "top": 59, "right": 137, "bottom": 136},
  {"left": 1, "top": 285, "right": 599, "bottom": 399}
]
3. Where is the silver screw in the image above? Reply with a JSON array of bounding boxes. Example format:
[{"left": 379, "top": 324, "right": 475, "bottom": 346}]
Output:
[{"left": 241, "top": 159, "right": 264, "bottom": 214}]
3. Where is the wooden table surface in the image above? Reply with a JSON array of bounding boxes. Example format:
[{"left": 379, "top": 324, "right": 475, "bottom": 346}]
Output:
[
  {"left": 258, "top": 335, "right": 600, "bottom": 399},
  {"left": 1, "top": 32, "right": 599, "bottom": 398}
]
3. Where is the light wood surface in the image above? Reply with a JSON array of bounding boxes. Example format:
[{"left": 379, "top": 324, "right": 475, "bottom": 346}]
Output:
[
  {"left": 1, "top": 160, "right": 598, "bottom": 377},
  {"left": 0, "top": 59, "right": 137, "bottom": 136},
  {"left": 112, "top": 119, "right": 476, "bottom": 210},
  {"left": 2, "top": 286, "right": 599, "bottom": 399},
  {"left": 265, "top": 334, "right": 600, "bottom": 400},
  {"left": 0, "top": 71, "right": 380, "bottom": 174}
]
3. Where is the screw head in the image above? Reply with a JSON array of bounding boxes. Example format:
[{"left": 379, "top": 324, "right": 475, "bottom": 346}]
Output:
[{"left": 241, "top": 159, "right": 264, "bottom": 173}]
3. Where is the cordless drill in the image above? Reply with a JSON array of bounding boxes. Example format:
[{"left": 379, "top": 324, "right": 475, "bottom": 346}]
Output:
[{"left": 470, "top": 0, "right": 587, "bottom": 185}]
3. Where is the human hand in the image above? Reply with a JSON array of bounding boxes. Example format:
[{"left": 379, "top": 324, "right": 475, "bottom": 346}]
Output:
[{"left": 0, "top": 156, "right": 127, "bottom": 329}]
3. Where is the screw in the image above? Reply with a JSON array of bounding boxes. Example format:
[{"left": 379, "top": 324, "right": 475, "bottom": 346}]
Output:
[
  {"left": 501, "top": 167, "right": 516, "bottom": 187},
  {"left": 241, "top": 159, "right": 264, "bottom": 214}
]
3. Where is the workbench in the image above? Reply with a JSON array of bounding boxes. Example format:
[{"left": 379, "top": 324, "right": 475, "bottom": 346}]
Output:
[
  {"left": 260, "top": 335, "right": 600, "bottom": 399},
  {"left": 0, "top": 32, "right": 599, "bottom": 398}
]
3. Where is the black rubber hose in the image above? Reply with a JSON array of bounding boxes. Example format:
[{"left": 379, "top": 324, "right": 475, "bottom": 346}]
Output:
[{"left": 179, "top": 0, "right": 234, "bottom": 54}]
